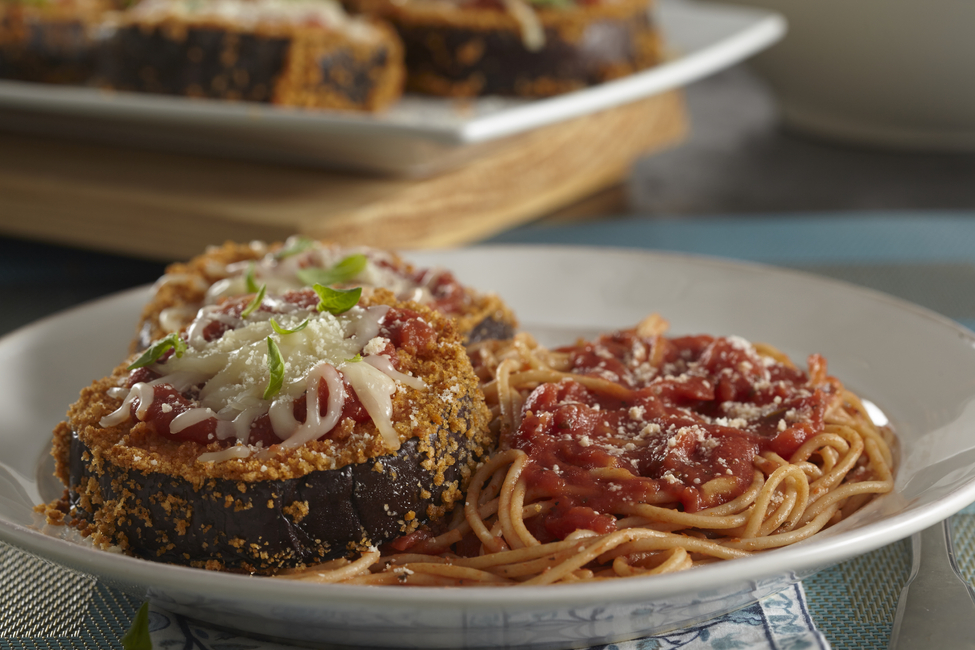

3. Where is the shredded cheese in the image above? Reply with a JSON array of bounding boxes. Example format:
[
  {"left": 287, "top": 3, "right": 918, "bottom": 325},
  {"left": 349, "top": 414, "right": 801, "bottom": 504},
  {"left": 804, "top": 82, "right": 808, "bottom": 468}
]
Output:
[{"left": 100, "top": 297, "right": 425, "bottom": 462}]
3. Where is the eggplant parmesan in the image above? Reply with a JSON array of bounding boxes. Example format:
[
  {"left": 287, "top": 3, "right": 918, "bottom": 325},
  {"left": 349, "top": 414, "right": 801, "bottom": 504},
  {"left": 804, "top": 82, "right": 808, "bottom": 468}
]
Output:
[
  {"left": 135, "top": 237, "right": 517, "bottom": 351},
  {"left": 0, "top": 0, "right": 110, "bottom": 84},
  {"left": 96, "top": 0, "right": 404, "bottom": 111},
  {"left": 50, "top": 288, "right": 494, "bottom": 573},
  {"left": 347, "top": 0, "right": 662, "bottom": 97}
]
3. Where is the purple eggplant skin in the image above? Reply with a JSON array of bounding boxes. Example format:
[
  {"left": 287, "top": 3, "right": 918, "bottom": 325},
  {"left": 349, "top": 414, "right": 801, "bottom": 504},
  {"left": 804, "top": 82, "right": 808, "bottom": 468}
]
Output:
[{"left": 67, "top": 393, "right": 486, "bottom": 574}]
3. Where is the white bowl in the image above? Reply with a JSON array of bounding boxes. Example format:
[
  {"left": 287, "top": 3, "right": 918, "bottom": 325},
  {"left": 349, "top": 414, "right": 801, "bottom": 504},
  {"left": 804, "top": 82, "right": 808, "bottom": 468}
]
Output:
[
  {"left": 3, "top": 246, "right": 975, "bottom": 649},
  {"left": 719, "top": 0, "right": 975, "bottom": 151}
]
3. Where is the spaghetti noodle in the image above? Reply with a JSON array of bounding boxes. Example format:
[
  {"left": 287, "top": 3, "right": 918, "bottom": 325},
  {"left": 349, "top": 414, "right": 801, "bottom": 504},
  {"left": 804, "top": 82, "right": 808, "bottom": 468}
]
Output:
[{"left": 280, "top": 315, "right": 895, "bottom": 585}]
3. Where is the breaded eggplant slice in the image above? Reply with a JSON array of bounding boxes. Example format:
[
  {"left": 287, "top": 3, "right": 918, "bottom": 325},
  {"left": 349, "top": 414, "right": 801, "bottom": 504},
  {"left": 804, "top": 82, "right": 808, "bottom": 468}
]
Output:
[
  {"left": 52, "top": 289, "right": 494, "bottom": 573},
  {"left": 0, "top": 0, "right": 109, "bottom": 84},
  {"left": 96, "top": 0, "right": 404, "bottom": 111},
  {"left": 134, "top": 237, "right": 516, "bottom": 351},
  {"left": 348, "top": 0, "right": 662, "bottom": 97}
]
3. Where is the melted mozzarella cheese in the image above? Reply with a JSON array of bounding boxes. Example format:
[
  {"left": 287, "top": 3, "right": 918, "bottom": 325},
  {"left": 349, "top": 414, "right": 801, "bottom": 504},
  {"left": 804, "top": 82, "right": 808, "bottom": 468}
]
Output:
[
  {"left": 341, "top": 360, "right": 400, "bottom": 451},
  {"left": 158, "top": 306, "right": 197, "bottom": 336},
  {"left": 501, "top": 0, "right": 545, "bottom": 50},
  {"left": 270, "top": 362, "right": 347, "bottom": 452},
  {"left": 197, "top": 445, "right": 253, "bottom": 463},
  {"left": 103, "top": 300, "right": 424, "bottom": 462},
  {"left": 364, "top": 355, "right": 426, "bottom": 390},
  {"left": 101, "top": 382, "right": 155, "bottom": 427}
]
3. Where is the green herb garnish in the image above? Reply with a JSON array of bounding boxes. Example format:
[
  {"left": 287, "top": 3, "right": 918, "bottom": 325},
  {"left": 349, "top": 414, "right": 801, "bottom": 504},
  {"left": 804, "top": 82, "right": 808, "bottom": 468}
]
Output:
[
  {"left": 264, "top": 337, "right": 284, "bottom": 400},
  {"left": 270, "top": 318, "right": 309, "bottom": 335},
  {"left": 275, "top": 236, "right": 315, "bottom": 260},
  {"left": 241, "top": 284, "right": 267, "bottom": 318},
  {"left": 312, "top": 284, "right": 362, "bottom": 315},
  {"left": 245, "top": 262, "right": 260, "bottom": 294},
  {"left": 295, "top": 253, "right": 368, "bottom": 287},
  {"left": 128, "top": 333, "right": 187, "bottom": 370},
  {"left": 346, "top": 353, "right": 363, "bottom": 363},
  {"left": 120, "top": 601, "right": 152, "bottom": 650}
]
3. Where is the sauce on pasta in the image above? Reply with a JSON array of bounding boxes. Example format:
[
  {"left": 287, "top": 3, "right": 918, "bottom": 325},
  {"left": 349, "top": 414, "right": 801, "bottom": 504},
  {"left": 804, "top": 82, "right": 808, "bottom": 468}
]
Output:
[{"left": 514, "top": 331, "right": 835, "bottom": 541}]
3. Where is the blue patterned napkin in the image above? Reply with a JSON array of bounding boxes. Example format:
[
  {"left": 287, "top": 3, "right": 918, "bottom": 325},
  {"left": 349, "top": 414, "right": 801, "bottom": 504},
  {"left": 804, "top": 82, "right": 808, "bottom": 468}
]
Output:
[{"left": 145, "top": 583, "right": 829, "bottom": 650}]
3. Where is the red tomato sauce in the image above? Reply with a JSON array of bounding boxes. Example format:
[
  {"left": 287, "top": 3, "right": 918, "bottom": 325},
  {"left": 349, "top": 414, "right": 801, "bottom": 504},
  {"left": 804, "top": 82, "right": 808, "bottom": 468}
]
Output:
[
  {"left": 512, "top": 330, "right": 833, "bottom": 542},
  {"left": 413, "top": 269, "right": 469, "bottom": 316},
  {"left": 371, "top": 257, "right": 468, "bottom": 317}
]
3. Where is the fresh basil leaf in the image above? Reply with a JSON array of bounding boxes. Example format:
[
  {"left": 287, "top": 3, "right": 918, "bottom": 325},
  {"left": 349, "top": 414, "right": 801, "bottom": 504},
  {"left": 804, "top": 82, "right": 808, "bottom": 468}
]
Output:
[
  {"left": 121, "top": 601, "right": 152, "bottom": 650},
  {"left": 264, "top": 337, "right": 284, "bottom": 400},
  {"left": 270, "top": 318, "right": 309, "bottom": 335},
  {"left": 241, "top": 284, "right": 266, "bottom": 319},
  {"left": 275, "top": 236, "right": 315, "bottom": 260},
  {"left": 128, "top": 333, "right": 186, "bottom": 370},
  {"left": 245, "top": 262, "right": 260, "bottom": 294},
  {"left": 313, "top": 284, "right": 361, "bottom": 315},
  {"left": 295, "top": 253, "right": 368, "bottom": 287}
]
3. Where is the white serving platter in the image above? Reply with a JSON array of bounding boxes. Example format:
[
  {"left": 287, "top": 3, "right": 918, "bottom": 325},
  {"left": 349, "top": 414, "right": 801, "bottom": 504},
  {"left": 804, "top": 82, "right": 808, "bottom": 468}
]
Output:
[
  {"left": 0, "top": 0, "right": 785, "bottom": 174},
  {"left": 3, "top": 246, "right": 975, "bottom": 649}
]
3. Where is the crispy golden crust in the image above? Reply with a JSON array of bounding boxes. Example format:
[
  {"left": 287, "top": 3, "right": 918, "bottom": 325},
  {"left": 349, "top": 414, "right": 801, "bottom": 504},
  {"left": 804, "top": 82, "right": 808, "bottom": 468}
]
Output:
[{"left": 53, "top": 293, "right": 495, "bottom": 572}]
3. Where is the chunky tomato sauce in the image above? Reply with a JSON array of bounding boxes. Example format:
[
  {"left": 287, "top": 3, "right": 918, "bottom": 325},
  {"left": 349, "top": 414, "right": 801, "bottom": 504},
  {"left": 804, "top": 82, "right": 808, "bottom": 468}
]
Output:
[
  {"left": 513, "top": 330, "right": 834, "bottom": 542},
  {"left": 413, "top": 268, "right": 468, "bottom": 316},
  {"left": 369, "top": 257, "right": 468, "bottom": 317},
  {"left": 124, "top": 289, "right": 435, "bottom": 448}
]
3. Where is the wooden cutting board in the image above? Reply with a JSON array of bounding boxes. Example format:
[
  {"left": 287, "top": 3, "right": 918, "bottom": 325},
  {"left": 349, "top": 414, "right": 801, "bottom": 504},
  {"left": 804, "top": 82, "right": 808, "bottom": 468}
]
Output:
[{"left": 0, "top": 90, "right": 686, "bottom": 261}]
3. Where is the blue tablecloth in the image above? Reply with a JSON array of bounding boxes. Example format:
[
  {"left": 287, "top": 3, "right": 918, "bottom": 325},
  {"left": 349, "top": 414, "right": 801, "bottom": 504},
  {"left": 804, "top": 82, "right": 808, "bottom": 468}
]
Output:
[{"left": 2, "top": 211, "right": 974, "bottom": 650}]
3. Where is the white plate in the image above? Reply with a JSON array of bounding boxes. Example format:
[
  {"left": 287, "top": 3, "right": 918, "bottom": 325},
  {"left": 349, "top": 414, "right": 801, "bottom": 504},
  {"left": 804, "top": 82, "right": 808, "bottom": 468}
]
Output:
[
  {"left": 4, "top": 246, "right": 975, "bottom": 649},
  {"left": 0, "top": 0, "right": 784, "bottom": 175}
]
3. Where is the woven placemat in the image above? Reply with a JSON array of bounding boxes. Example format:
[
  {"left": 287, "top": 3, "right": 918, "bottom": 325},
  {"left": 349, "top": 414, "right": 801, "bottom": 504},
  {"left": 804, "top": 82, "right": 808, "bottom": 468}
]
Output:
[
  {"left": 0, "top": 543, "right": 139, "bottom": 649},
  {"left": 952, "top": 510, "right": 975, "bottom": 582},
  {"left": 2, "top": 513, "right": 972, "bottom": 650},
  {"left": 0, "top": 545, "right": 96, "bottom": 639},
  {"left": 805, "top": 508, "right": 975, "bottom": 650}
]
